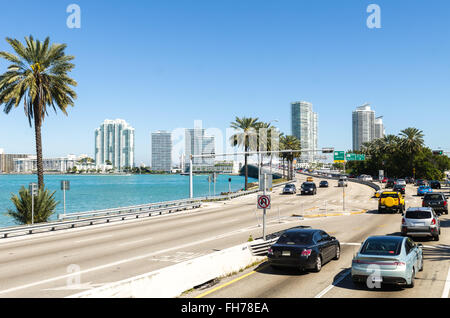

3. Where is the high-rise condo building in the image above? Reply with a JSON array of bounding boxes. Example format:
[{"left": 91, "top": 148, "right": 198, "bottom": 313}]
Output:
[
  {"left": 95, "top": 119, "right": 135, "bottom": 170},
  {"left": 352, "top": 104, "right": 375, "bottom": 151},
  {"left": 375, "top": 116, "right": 385, "bottom": 140},
  {"left": 151, "top": 131, "right": 172, "bottom": 172},
  {"left": 291, "top": 101, "right": 318, "bottom": 163},
  {"left": 185, "top": 127, "right": 215, "bottom": 172}
]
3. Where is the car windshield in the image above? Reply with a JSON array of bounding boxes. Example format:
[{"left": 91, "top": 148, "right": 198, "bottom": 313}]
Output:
[
  {"left": 360, "top": 238, "right": 402, "bottom": 256},
  {"left": 285, "top": 184, "right": 295, "bottom": 188},
  {"left": 405, "top": 211, "right": 432, "bottom": 219},
  {"left": 424, "top": 194, "right": 443, "bottom": 200},
  {"left": 302, "top": 183, "right": 314, "bottom": 188},
  {"left": 380, "top": 193, "right": 399, "bottom": 198},
  {"left": 277, "top": 232, "right": 312, "bottom": 245}
]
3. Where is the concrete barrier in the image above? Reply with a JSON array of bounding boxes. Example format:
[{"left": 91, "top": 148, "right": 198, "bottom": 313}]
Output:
[{"left": 68, "top": 240, "right": 267, "bottom": 298}]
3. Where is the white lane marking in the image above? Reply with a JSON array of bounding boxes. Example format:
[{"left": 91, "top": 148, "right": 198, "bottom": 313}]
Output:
[
  {"left": 442, "top": 265, "right": 450, "bottom": 298},
  {"left": 118, "top": 237, "right": 153, "bottom": 247},
  {"left": 0, "top": 225, "right": 261, "bottom": 296},
  {"left": 75, "top": 235, "right": 113, "bottom": 243},
  {"left": 314, "top": 269, "right": 351, "bottom": 298}
]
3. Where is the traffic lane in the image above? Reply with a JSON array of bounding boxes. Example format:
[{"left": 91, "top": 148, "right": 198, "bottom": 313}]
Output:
[
  {"left": 187, "top": 212, "right": 405, "bottom": 298},
  {"left": 0, "top": 185, "right": 365, "bottom": 298},
  {"left": 192, "top": 212, "right": 450, "bottom": 298},
  {"left": 0, "top": 180, "right": 374, "bottom": 297}
]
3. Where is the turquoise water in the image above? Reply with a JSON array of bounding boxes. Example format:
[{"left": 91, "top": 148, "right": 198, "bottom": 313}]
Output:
[{"left": 0, "top": 174, "right": 256, "bottom": 228}]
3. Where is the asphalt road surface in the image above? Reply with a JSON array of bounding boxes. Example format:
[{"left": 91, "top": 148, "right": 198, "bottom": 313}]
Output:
[{"left": 184, "top": 182, "right": 450, "bottom": 298}]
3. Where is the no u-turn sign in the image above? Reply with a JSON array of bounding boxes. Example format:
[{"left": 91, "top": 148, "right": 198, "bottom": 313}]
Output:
[{"left": 257, "top": 195, "right": 271, "bottom": 209}]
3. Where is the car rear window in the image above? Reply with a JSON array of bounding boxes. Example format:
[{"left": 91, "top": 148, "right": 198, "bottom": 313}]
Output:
[
  {"left": 277, "top": 232, "right": 312, "bottom": 245},
  {"left": 405, "top": 211, "right": 432, "bottom": 219},
  {"left": 360, "top": 239, "right": 402, "bottom": 256},
  {"left": 424, "top": 194, "right": 443, "bottom": 200}
]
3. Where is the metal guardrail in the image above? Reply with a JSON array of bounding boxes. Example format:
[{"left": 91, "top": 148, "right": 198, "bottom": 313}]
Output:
[
  {"left": 0, "top": 179, "right": 292, "bottom": 239},
  {"left": 0, "top": 202, "right": 201, "bottom": 239},
  {"left": 299, "top": 172, "right": 381, "bottom": 191},
  {"left": 249, "top": 238, "right": 279, "bottom": 256}
]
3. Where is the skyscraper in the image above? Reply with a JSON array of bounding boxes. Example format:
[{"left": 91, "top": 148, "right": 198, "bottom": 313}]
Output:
[
  {"left": 151, "top": 131, "right": 172, "bottom": 172},
  {"left": 291, "top": 101, "right": 318, "bottom": 163},
  {"left": 185, "top": 127, "right": 215, "bottom": 172},
  {"left": 374, "top": 116, "right": 385, "bottom": 140},
  {"left": 95, "top": 119, "right": 135, "bottom": 170},
  {"left": 352, "top": 104, "right": 375, "bottom": 151}
]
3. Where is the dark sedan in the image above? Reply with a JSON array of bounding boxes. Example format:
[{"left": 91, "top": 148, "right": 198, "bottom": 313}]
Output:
[
  {"left": 268, "top": 228, "right": 340, "bottom": 272},
  {"left": 429, "top": 180, "right": 441, "bottom": 189},
  {"left": 319, "top": 180, "right": 329, "bottom": 188},
  {"left": 301, "top": 182, "right": 317, "bottom": 195},
  {"left": 393, "top": 184, "right": 405, "bottom": 195}
]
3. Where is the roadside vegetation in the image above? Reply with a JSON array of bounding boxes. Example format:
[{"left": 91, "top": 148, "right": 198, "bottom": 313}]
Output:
[
  {"left": 5, "top": 186, "right": 59, "bottom": 224},
  {"left": 346, "top": 127, "right": 450, "bottom": 180}
]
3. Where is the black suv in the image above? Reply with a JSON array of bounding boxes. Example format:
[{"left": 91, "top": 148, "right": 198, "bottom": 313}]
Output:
[
  {"left": 429, "top": 180, "right": 441, "bottom": 189},
  {"left": 393, "top": 184, "right": 405, "bottom": 195},
  {"left": 319, "top": 180, "right": 329, "bottom": 188},
  {"left": 422, "top": 193, "right": 448, "bottom": 215},
  {"left": 301, "top": 182, "right": 317, "bottom": 195},
  {"left": 386, "top": 179, "right": 395, "bottom": 188}
]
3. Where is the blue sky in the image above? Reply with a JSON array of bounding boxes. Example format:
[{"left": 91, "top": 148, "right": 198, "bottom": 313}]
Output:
[{"left": 1, "top": 0, "right": 450, "bottom": 165}]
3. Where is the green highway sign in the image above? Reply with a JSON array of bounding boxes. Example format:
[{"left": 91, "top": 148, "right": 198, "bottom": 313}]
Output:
[
  {"left": 346, "top": 153, "right": 356, "bottom": 161},
  {"left": 334, "top": 151, "right": 345, "bottom": 163},
  {"left": 356, "top": 154, "right": 366, "bottom": 161}
]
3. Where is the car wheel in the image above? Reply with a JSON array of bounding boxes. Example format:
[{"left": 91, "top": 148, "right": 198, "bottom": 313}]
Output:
[
  {"left": 419, "top": 257, "right": 424, "bottom": 272},
  {"left": 333, "top": 245, "right": 340, "bottom": 260},
  {"left": 434, "top": 234, "right": 440, "bottom": 241},
  {"left": 313, "top": 255, "right": 322, "bottom": 272}
]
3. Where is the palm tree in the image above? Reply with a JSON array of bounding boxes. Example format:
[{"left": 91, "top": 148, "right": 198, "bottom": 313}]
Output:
[
  {"left": 0, "top": 36, "right": 77, "bottom": 189},
  {"left": 230, "top": 117, "right": 260, "bottom": 190},
  {"left": 399, "top": 127, "right": 425, "bottom": 177},
  {"left": 280, "top": 135, "right": 301, "bottom": 180},
  {"left": 5, "top": 186, "right": 59, "bottom": 224}
]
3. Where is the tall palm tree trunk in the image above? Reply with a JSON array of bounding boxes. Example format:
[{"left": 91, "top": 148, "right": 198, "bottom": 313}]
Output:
[
  {"left": 33, "top": 102, "right": 44, "bottom": 189},
  {"left": 244, "top": 148, "right": 248, "bottom": 191}
]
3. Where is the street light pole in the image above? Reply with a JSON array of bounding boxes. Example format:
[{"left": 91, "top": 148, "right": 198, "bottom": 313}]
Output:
[{"left": 189, "top": 155, "right": 193, "bottom": 199}]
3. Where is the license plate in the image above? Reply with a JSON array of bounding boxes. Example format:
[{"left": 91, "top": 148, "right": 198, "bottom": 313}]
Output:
[
  {"left": 380, "top": 206, "right": 385, "bottom": 208},
  {"left": 282, "top": 251, "right": 291, "bottom": 257},
  {"left": 413, "top": 223, "right": 425, "bottom": 226}
]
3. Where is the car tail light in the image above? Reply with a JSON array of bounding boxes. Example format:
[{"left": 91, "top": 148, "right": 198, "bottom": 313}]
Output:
[
  {"left": 268, "top": 248, "right": 273, "bottom": 255},
  {"left": 444, "top": 201, "right": 447, "bottom": 206},
  {"left": 402, "top": 218, "right": 405, "bottom": 225},
  {"left": 422, "top": 200, "right": 425, "bottom": 207},
  {"left": 301, "top": 249, "right": 312, "bottom": 257},
  {"left": 431, "top": 219, "right": 436, "bottom": 225},
  {"left": 394, "top": 262, "right": 406, "bottom": 267}
]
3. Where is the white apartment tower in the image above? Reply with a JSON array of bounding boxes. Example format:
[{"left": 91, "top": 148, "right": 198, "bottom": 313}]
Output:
[
  {"left": 291, "top": 101, "right": 318, "bottom": 163},
  {"left": 95, "top": 119, "right": 135, "bottom": 170},
  {"left": 375, "top": 116, "right": 385, "bottom": 140},
  {"left": 352, "top": 104, "right": 375, "bottom": 151},
  {"left": 185, "top": 127, "right": 215, "bottom": 172}
]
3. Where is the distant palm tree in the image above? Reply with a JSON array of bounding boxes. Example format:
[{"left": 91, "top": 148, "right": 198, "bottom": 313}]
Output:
[
  {"left": 280, "top": 135, "right": 301, "bottom": 180},
  {"left": 399, "top": 127, "right": 425, "bottom": 176},
  {"left": 230, "top": 117, "right": 260, "bottom": 190},
  {"left": 0, "top": 36, "right": 77, "bottom": 189}
]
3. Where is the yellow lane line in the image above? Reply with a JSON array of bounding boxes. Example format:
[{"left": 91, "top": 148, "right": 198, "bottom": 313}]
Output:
[{"left": 195, "top": 264, "right": 269, "bottom": 298}]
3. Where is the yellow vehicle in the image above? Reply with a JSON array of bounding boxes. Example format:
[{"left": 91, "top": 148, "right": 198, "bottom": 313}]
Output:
[
  {"left": 378, "top": 191, "right": 405, "bottom": 214},
  {"left": 306, "top": 176, "right": 314, "bottom": 182}
]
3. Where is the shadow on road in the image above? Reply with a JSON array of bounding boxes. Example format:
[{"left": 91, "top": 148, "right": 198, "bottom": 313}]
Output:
[
  {"left": 254, "top": 261, "right": 310, "bottom": 277},
  {"left": 422, "top": 244, "right": 450, "bottom": 262},
  {"left": 330, "top": 268, "right": 406, "bottom": 293}
]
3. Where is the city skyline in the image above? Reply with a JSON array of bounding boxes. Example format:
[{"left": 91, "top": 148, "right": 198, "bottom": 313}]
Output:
[{"left": 1, "top": 1, "right": 450, "bottom": 164}]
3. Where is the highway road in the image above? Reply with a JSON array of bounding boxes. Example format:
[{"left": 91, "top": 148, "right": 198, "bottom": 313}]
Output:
[
  {"left": 184, "top": 182, "right": 450, "bottom": 299},
  {"left": 0, "top": 174, "right": 375, "bottom": 298}
]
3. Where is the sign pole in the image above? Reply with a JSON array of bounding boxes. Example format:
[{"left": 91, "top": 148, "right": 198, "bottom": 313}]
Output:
[
  {"left": 263, "top": 173, "right": 267, "bottom": 241},
  {"left": 343, "top": 160, "right": 346, "bottom": 211}
]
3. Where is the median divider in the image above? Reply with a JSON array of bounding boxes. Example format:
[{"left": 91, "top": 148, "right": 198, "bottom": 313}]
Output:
[{"left": 68, "top": 239, "right": 269, "bottom": 298}]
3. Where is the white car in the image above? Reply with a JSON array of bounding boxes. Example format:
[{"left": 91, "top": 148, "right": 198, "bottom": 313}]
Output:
[
  {"left": 359, "top": 175, "right": 373, "bottom": 182},
  {"left": 396, "top": 179, "right": 406, "bottom": 186}
]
